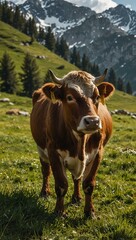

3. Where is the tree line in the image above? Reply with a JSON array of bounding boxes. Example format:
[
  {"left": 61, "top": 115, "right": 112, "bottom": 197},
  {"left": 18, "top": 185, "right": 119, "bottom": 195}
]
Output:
[
  {"left": 0, "top": 1, "right": 132, "bottom": 96},
  {"left": 0, "top": 51, "right": 132, "bottom": 97},
  {"left": 0, "top": 52, "right": 42, "bottom": 97}
]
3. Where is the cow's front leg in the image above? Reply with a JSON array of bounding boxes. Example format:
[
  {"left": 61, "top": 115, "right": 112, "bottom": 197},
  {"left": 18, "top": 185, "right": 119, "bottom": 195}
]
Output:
[
  {"left": 83, "top": 152, "right": 102, "bottom": 218},
  {"left": 48, "top": 149, "right": 68, "bottom": 216},
  {"left": 71, "top": 176, "right": 82, "bottom": 204},
  {"left": 40, "top": 159, "right": 51, "bottom": 197}
]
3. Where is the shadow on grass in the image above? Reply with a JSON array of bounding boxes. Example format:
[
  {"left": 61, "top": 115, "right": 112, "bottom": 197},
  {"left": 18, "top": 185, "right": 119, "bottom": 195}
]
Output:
[
  {"left": 0, "top": 191, "right": 56, "bottom": 240},
  {"left": 0, "top": 191, "right": 87, "bottom": 240}
]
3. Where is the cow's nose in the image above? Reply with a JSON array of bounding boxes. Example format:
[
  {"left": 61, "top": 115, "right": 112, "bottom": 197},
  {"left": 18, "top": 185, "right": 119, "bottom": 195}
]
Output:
[
  {"left": 77, "top": 115, "right": 102, "bottom": 132},
  {"left": 84, "top": 116, "right": 100, "bottom": 128}
]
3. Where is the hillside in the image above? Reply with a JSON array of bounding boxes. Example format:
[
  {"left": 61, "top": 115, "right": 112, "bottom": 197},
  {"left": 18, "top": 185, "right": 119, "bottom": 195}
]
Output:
[
  {"left": 0, "top": 20, "right": 136, "bottom": 110},
  {"left": 10, "top": 0, "right": 136, "bottom": 92},
  {"left": 0, "top": 21, "right": 77, "bottom": 79}
]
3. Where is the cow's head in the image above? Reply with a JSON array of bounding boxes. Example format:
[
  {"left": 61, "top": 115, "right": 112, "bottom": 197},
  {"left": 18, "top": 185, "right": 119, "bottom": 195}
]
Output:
[{"left": 42, "top": 70, "right": 114, "bottom": 135}]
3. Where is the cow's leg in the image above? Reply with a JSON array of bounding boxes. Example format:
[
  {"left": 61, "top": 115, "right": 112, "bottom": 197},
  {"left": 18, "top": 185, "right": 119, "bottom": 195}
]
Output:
[
  {"left": 40, "top": 158, "right": 51, "bottom": 197},
  {"left": 71, "top": 176, "right": 82, "bottom": 204},
  {"left": 82, "top": 152, "right": 102, "bottom": 218},
  {"left": 48, "top": 149, "right": 68, "bottom": 216}
]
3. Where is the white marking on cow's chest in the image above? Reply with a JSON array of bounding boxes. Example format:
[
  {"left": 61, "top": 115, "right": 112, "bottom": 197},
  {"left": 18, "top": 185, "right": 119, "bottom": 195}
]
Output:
[
  {"left": 37, "top": 146, "right": 49, "bottom": 163},
  {"left": 85, "top": 148, "right": 98, "bottom": 165},
  {"left": 57, "top": 148, "right": 98, "bottom": 180},
  {"left": 83, "top": 148, "right": 99, "bottom": 181},
  {"left": 57, "top": 150, "right": 85, "bottom": 179}
]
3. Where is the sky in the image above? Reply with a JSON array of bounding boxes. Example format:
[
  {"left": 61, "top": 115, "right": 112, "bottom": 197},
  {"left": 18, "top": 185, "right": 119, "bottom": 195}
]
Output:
[{"left": 66, "top": 0, "right": 136, "bottom": 12}]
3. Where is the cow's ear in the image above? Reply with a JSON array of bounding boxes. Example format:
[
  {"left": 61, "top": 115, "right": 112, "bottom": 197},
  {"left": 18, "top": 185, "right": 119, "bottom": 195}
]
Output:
[
  {"left": 97, "top": 82, "right": 115, "bottom": 104},
  {"left": 42, "top": 83, "right": 63, "bottom": 103}
]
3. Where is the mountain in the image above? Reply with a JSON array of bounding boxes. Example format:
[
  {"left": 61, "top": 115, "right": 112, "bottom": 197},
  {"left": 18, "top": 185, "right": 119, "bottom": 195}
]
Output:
[
  {"left": 2, "top": 0, "right": 136, "bottom": 92},
  {"left": 101, "top": 4, "right": 136, "bottom": 35},
  {"left": 17, "top": 0, "right": 95, "bottom": 36},
  {"left": 62, "top": 14, "right": 136, "bottom": 89}
]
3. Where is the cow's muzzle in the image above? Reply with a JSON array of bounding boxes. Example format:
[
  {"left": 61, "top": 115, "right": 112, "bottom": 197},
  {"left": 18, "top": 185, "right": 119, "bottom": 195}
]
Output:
[{"left": 77, "top": 115, "right": 102, "bottom": 133}]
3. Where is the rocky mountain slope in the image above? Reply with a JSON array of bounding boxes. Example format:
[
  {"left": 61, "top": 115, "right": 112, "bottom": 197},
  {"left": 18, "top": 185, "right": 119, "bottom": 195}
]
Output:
[{"left": 101, "top": 4, "right": 136, "bottom": 35}]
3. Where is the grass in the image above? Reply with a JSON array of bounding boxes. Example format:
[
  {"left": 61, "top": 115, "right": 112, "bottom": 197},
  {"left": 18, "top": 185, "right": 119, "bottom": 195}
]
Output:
[
  {"left": 0, "top": 21, "right": 78, "bottom": 79},
  {"left": 0, "top": 91, "right": 136, "bottom": 240}
]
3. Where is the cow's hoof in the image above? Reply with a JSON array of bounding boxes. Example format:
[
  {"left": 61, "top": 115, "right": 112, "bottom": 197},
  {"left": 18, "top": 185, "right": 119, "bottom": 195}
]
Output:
[
  {"left": 54, "top": 210, "right": 67, "bottom": 218},
  {"left": 84, "top": 210, "right": 97, "bottom": 219},
  {"left": 71, "top": 195, "right": 82, "bottom": 205},
  {"left": 40, "top": 190, "right": 50, "bottom": 198}
]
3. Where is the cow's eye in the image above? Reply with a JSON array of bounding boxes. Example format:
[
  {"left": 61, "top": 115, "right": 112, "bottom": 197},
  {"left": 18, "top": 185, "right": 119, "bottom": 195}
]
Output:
[
  {"left": 94, "top": 95, "right": 100, "bottom": 104},
  {"left": 66, "top": 94, "right": 74, "bottom": 102},
  {"left": 96, "top": 95, "right": 100, "bottom": 101}
]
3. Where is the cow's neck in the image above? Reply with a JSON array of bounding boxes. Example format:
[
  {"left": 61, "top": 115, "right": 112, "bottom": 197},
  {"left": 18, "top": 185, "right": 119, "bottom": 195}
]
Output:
[
  {"left": 77, "top": 135, "right": 86, "bottom": 161},
  {"left": 68, "top": 129, "right": 88, "bottom": 161}
]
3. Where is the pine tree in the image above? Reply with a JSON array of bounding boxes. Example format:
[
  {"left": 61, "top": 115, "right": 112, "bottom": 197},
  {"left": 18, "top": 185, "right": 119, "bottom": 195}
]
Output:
[
  {"left": 59, "top": 37, "right": 69, "bottom": 60},
  {"left": 90, "top": 63, "right": 100, "bottom": 76},
  {"left": 38, "top": 26, "right": 46, "bottom": 42},
  {"left": 81, "top": 53, "right": 90, "bottom": 71},
  {"left": 28, "top": 17, "right": 37, "bottom": 38},
  {"left": 117, "top": 77, "right": 124, "bottom": 91},
  {"left": 55, "top": 37, "right": 60, "bottom": 55},
  {"left": 45, "top": 27, "right": 55, "bottom": 52},
  {"left": 70, "top": 46, "right": 81, "bottom": 67},
  {"left": 6, "top": 5, "right": 13, "bottom": 25},
  {"left": 13, "top": 6, "right": 21, "bottom": 30},
  {"left": 108, "top": 68, "right": 117, "bottom": 88},
  {"left": 75, "top": 51, "right": 81, "bottom": 68},
  {"left": 0, "top": 52, "right": 20, "bottom": 94},
  {"left": 0, "top": 3, "right": 2, "bottom": 20},
  {"left": 126, "top": 82, "right": 132, "bottom": 95},
  {"left": 1, "top": 1, "right": 8, "bottom": 23},
  {"left": 20, "top": 53, "right": 41, "bottom": 97}
]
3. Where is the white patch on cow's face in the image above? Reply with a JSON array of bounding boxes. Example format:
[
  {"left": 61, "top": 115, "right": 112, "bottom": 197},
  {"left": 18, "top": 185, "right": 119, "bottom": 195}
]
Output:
[
  {"left": 37, "top": 146, "right": 49, "bottom": 163},
  {"left": 67, "top": 83, "right": 84, "bottom": 95},
  {"left": 67, "top": 82, "right": 95, "bottom": 98},
  {"left": 57, "top": 150, "right": 86, "bottom": 180}
]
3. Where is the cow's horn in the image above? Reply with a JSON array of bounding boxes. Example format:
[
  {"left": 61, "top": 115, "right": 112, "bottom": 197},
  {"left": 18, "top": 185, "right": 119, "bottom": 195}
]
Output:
[
  {"left": 93, "top": 68, "right": 108, "bottom": 85},
  {"left": 49, "top": 69, "right": 63, "bottom": 85}
]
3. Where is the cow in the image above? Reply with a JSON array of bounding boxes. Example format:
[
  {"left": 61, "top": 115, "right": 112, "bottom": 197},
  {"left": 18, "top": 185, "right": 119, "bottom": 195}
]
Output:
[{"left": 30, "top": 69, "right": 115, "bottom": 218}]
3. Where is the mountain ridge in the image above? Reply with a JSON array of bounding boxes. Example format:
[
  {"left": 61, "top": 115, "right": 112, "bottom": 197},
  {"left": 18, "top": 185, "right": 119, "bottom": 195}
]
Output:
[{"left": 2, "top": 0, "right": 136, "bottom": 92}]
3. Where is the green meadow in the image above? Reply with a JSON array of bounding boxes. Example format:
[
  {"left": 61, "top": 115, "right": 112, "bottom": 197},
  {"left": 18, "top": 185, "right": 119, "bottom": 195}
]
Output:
[
  {"left": 0, "top": 21, "right": 78, "bottom": 79},
  {"left": 0, "top": 91, "right": 135, "bottom": 240}
]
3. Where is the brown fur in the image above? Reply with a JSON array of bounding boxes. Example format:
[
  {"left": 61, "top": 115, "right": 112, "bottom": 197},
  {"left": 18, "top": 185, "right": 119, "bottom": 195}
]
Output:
[{"left": 30, "top": 70, "right": 114, "bottom": 217}]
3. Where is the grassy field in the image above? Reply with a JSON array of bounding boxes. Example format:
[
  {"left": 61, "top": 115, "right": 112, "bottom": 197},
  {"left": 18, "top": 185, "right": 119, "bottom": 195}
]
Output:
[{"left": 0, "top": 91, "right": 136, "bottom": 240}]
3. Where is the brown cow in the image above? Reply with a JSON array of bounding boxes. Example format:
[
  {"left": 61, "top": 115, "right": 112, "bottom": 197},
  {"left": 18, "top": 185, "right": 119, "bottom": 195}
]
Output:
[{"left": 30, "top": 69, "right": 115, "bottom": 218}]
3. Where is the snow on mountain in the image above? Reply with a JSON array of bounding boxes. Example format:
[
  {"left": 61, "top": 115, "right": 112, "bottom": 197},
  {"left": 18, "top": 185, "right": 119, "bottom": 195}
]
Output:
[
  {"left": 101, "top": 4, "right": 136, "bottom": 35},
  {"left": 1, "top": 0, "right": 136, "bottom": 91},
  {"left": 8, "top": 0, "right": 26, "bottom": 4},
  {"left": 16, "top": 0, "right": 95, "bottom": 36},
  {"left": 66, "top": 0, "right": 117, "bottom": 13}
]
